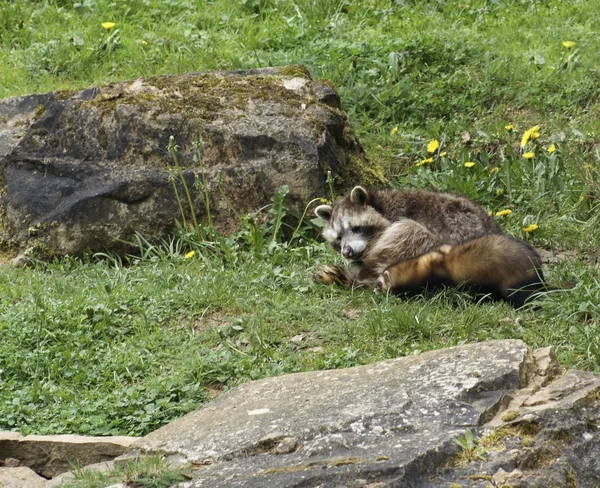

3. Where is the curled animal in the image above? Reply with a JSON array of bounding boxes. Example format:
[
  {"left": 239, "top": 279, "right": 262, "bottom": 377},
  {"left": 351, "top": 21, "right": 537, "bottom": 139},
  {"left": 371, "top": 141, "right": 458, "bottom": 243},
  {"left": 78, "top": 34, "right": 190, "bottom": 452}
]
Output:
[{"left": 313, "top": 186, "right": 501, "bottom": 287}]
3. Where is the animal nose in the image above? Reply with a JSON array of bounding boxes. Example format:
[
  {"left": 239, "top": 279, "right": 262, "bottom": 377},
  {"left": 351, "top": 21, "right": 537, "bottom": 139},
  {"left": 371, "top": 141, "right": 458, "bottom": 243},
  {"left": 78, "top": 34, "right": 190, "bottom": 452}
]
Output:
[{"left": 342, "top": 246, "right": 354, "bottom": 258}]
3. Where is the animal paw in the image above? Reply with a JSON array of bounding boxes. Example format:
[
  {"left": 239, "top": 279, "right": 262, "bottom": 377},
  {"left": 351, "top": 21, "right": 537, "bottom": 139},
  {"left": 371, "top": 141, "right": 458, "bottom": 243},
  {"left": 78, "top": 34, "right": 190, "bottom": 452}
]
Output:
[{"left": 312, "top": 264, "right": 347, "bottom": 285}]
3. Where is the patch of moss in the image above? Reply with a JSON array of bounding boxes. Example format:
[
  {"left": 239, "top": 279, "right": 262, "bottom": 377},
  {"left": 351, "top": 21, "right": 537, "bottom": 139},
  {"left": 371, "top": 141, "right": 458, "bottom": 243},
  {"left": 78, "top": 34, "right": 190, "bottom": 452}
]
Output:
[
  {"left": 263, "top": 457, "right": 365, "bottom": 475},
  {"left": 33, "top": 104, "right": 46, "bottom": 118},
  {"left": 468, "top": 474, "right": 492, "bottom": 482},
  {"left": 567, "top": 470, "right": 577, "bottom": 488},
  {"left": 276, "top": 64, "right": 312, "bottom": 79},
  {"left": 328, "top": 457, "right": 364, "bottom": 467},
  {"left": 493, "top": 424, "right": 539, "bottom": 448},
  {"left": 312, "top": 121, "right": 386, "bottom": 194},
  {"left": 315, "top": 78, "right": 337, "bottom": 90},
  {"left": 53, "top": 88, "right": 80, "bottom": 102},
  {"left": 479, "top": 429, "right": 506, "bottom": 451},
  {"left": 501, "top": 410, "right": 519, "bottom": 422},
  {"left": 263, "top": 465, "right": 310, "bottom": 475},
  {"left": 78, "top": 72, "right": 310, "bottom": 129}
]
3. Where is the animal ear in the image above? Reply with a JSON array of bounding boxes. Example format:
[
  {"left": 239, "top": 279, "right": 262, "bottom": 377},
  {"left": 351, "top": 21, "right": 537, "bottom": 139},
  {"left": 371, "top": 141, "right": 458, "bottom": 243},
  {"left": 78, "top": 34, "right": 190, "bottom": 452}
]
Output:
[
  {"left": 350, "top": 186, "right": 370, "bottom": 206},
  {"left": 315, "top": 204, "right": 332, "bottom": 221}
]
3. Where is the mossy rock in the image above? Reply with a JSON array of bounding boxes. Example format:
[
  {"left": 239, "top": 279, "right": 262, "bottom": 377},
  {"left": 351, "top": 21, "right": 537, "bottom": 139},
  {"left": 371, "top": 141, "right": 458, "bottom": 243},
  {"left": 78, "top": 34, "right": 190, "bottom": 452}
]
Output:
[{"left": 0, "top": 66, "right": 379, "bottom": 258}]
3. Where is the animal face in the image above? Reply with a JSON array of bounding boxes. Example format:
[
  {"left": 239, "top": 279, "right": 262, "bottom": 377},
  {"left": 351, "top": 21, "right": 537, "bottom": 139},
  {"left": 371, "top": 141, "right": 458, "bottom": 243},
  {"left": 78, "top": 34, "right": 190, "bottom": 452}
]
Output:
[{"left": 315, "top": 187, "right": 390, "bottom": 261}]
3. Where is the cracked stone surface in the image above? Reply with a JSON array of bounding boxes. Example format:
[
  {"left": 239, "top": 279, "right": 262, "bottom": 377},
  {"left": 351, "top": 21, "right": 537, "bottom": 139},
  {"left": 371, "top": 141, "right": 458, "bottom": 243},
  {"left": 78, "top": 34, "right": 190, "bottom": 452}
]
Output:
[
  {"left": 120, "top": 340, "right": 600, "bottom": 487},
  {"left": 125, "top": 340, "right": 528, "bottom": 486},
  {"left": 0, "top": 66, "right": 370, "bottom": 258}
]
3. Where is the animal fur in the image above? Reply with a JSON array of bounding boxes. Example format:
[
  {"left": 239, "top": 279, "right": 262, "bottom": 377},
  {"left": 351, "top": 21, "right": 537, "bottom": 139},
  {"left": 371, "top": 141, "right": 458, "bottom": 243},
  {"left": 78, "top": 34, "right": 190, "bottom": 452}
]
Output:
[
  {"left": 377, "top": 234, "right": 546, "bottom": 307},
  {"left": 313, "top": 186, "right": 501, "bottom": 287}
]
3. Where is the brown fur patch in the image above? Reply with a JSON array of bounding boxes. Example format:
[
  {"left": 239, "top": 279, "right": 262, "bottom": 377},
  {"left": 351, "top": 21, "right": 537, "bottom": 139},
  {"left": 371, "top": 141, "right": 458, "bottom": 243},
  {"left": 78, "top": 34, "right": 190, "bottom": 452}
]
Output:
[{"left": 380, "top": 234, "right": 546, "bottom": 307}]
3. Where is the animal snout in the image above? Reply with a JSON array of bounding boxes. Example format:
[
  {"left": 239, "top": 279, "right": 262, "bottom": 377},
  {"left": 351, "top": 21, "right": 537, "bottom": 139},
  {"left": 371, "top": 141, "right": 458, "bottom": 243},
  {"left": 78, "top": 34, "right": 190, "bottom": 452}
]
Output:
[{"left": 342, "top": 246, "right": 355, "bottom": 259}]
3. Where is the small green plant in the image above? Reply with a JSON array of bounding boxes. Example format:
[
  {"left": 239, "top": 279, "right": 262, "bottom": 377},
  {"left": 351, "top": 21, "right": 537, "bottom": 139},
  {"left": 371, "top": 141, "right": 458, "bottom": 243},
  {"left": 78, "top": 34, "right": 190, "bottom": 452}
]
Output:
[
  {"left": 267, "top": 184, "right": 290, "bottom": 251},
  {"left": 289, "top": 196, "right": 330, "bottom": 245},
  {"left": 454, "top": 428, "right": 488, "bottom": 465},
  {"left": 63, "top": 454, "right": 193, "bottom": 488}
]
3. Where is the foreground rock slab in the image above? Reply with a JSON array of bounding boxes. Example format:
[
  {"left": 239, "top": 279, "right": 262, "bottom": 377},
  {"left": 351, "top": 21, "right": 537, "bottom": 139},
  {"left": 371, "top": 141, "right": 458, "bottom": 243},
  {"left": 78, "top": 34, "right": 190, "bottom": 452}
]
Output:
[
  {"left": 0, "top": 432, "right": 138, "bottom": 479},
  {"left": 0, "top": 66, "right": 372, "bottom": 258},
  {"left": 0, "top": 466, "right": 47, "bottom": 487},
  {"left": 120, "top": 340, "right": 545, "bottom": 486},
  {"left": 124, "top": 340, "right": 600, "bottom": 487}
]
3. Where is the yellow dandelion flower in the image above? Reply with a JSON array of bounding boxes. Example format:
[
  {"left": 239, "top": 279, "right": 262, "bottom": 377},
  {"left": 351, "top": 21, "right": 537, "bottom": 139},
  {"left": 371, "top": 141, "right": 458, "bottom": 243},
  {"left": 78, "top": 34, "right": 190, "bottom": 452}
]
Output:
[
  {"left": 562, "top": 41, "right": 576, "bottom": 49},
  {"left": 523, "top": 152, "right": 535, "bottom": 159},
  {"left": 141, "top": 40, "right": 148, "bottom": 45},
  {"left": 440, "top": 151, "right": 447, "bottom": 157},
  {"left": 583, "top": 164, "right": 593, "bottom": 170},
  {"left": 390, "top": 126, "right": 398, "bottom": 135},
  {"left": 487, "top": 211, "right": 493, "bottom": 217},
  {"left": 495, "top": 209, "right": 512, "bottom": 217},
  {"left": 547, "top": 144, "right": 556, "bottom": 153},
  {"left": 522, "top": 224, "right": 539, "bottom": 233},
  {"left": 101, "top": 22, "right": 116, "bottom": 30},
  {"left": 184, "top": 250, "right": 196, "bottom": 259},
  {"left": 416, "top": 157, "right": 434, "bottom": 166},
  {"left": 427, "top": 139, "right": 440, "bottom": 153},
  {"left": 504, "top": 124, "right": 514, "bottom": 132},
  {"left": 489, "top": 167, "right": 500, "bottom": 174},
  {"left": 319, "top": 198, "right": 328, "bottom": 203},
  {"left": 464, "top": 161, "right": 476, "bottom": 168},
  {"left": 496, "top": 188, "right": 504, "bottom": 195},
  {"left": 520, "top": 125, "right": 540, "bottom": 148}
]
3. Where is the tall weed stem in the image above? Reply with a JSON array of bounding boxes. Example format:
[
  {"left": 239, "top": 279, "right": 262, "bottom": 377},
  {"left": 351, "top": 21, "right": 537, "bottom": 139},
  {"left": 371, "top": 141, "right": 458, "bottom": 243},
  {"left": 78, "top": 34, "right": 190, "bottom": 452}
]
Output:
[
  {"left": 193, "top": 136, "right": 212, "bottom": 228},
  {"left": 167, "top": 136, "right": 200, "bottom": 232}
]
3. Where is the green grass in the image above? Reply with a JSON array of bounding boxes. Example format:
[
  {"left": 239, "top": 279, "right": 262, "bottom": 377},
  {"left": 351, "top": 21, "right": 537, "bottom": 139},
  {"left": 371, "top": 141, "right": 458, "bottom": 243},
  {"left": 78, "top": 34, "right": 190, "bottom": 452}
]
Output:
[
  {"left": 0, "top": 0, "right": 599, "bottom": 444},
  {"left": 0, "top": 211, "right": 598, "bottom": 437},
  {"left": 61, "top": 453, "right": 193, "bottom": 487}
]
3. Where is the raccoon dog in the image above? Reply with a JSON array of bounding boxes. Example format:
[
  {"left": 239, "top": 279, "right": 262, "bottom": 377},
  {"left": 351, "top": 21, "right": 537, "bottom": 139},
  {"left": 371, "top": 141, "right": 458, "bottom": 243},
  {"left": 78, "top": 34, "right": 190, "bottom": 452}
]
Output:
[
  {"left": 313, "top": 186, "right": 501, "bottom": 287},
  {"left": 376, "top": 234, "right": 545, "bottom": 307}
]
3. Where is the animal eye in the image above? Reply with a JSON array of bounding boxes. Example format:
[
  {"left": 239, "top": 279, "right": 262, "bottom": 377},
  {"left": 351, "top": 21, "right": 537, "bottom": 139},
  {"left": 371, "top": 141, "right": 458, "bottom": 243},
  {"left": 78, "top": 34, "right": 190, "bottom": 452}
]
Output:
[{"left": 350, "top": 226, "right": 361, "bottom": 233}]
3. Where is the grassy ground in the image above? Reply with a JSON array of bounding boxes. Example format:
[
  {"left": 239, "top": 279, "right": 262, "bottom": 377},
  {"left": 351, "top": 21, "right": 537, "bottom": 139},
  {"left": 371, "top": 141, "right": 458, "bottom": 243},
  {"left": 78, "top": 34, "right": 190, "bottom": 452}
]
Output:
[{"left": 1, "top": 0, "right": 599, "bottom": 446}]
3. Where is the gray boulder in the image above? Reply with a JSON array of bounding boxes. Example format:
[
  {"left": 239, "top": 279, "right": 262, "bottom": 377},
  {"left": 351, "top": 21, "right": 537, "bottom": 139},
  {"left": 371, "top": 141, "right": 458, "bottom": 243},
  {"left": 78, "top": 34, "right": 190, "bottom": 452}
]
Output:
[
  {"left": 122, "top": 339, "right": 600, "bottom": 487},
  {"left": 0, "top": 432, "right": 138, "bottom": 479},
  {"left": 0, "top": 66, "right": 374, "bottom": 258}
]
